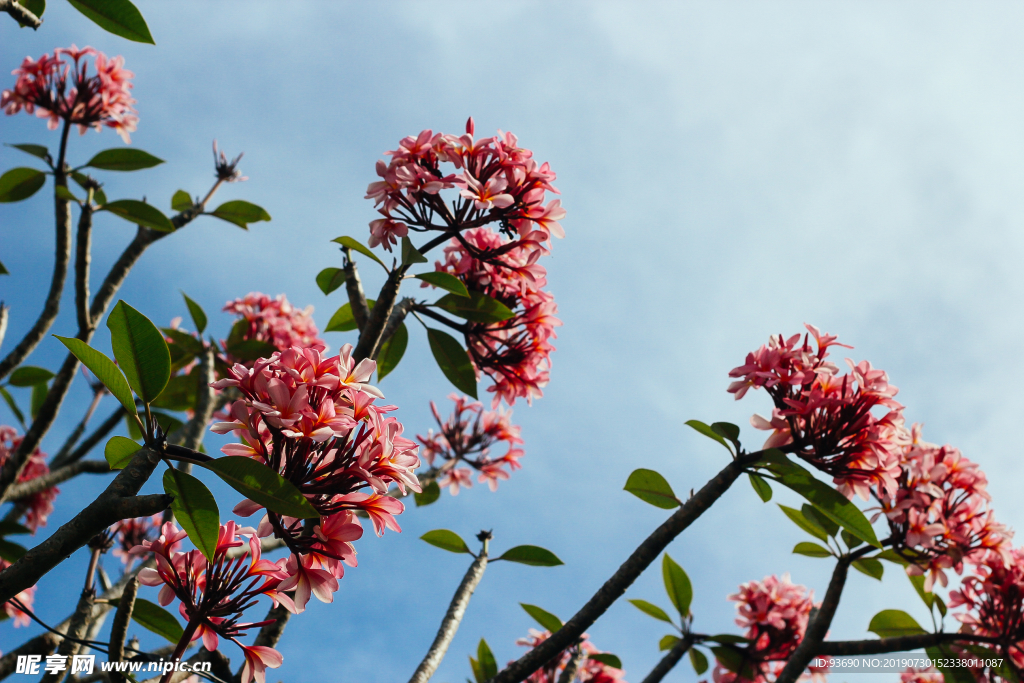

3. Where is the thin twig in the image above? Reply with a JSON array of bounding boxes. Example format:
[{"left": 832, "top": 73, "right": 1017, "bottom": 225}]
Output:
[
  {"left": 640, "top": 635, "right": 694, "bottom": 683},
  {"left": 107, "top": 577, "right": 138, "bottom": 682},
  {"left": 52, "top": 387, "right": 106, "bottom": 466},
  {"left": 75, "top": 196, "right": 95, "bottom": 333},
  {"left": 5, "top": 460, "right": 109, "bottom": 500},
  {"left": 556, "top": 646, "right": 586, "bottom": 683},
  {"left": 58, "top": 406, "right": 126, "bottom": 467}
]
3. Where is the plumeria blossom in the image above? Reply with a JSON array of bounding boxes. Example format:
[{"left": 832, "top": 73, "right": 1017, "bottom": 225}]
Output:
[
  {"left": 418, "top": 394, "right": 524, "bottom": 494},
  {"left": 514, "top": 629, "right": 628, "bottom": 683},
  {"left": 211, "top": 344, "right": 419, "bottom": 605},
  {"left": 900, "top": 668, "right": 944, "bottom": 683},
  {"left": 112, "top": 513, "right": 164, "bottom": 568},
  {"left": 1, "top": 45, "right": 137, "bottom": 142},
  {"left": 0, "top": 426, "right": 58, "bottom": 533},
  {"left": 949, "top": 547, "right": 1024, "bottom": 670},
  {"left": 222, "top": 292, "right": 324, "bottom": 360},
  {"left": 240, "top": 645, "right": 284, "bottom": 683},
  {"left": 0, "top": 558, "right": 35, "bottom": 628},
  {"left": 729, "top": 325, "right": 908, "bottom": 500},
  {"left": 880, "top": 424, "right": 1012, "bottom": 591}
]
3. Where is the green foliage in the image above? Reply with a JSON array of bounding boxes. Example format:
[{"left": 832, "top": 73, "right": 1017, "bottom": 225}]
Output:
[
  {"left": 107, "top": 301, "right": 171, "bottom": 404},
  {"left": 867, "top": 609, "right": 925, "bottom": 637},
  {"left": 171, "top": 190, "right": 192, "bottom": 212},
  {"left": 852, "top": 558, "right": 884, "bottom": 581},
  {"left": 778, "top": 504, "right": 828, "bottom": 542},
  {"left": 420, "top": 529, "right": 470, "bottom": 554},
  {"left": 659, "top": 635, "right": 680, "bottom": 652},
  {"left": 201, "top": 456, "right": 319, "bottom": 519},
  {"left": 103, "top": 199, "right": 174, "bottom": 232},
  {"left": 4, "top": 144, "right": 48, "bottom": 161},
  {"left": 209, "top": 200, "right": 271, "bottom": 229},
  {"left": 401, "top": 236, "right": 427, "bottom": 265},
  {"left": 104, "top": 436, "right": 140, "bottom": 469},
  {"left": 8, "top": 366, "right": 54, "bottom": 387},
  {"left": 0, "top": 168, "right": 46, "bottom": 203},
  {"left": 131, "top": 599, "right": 184, "bottom": 644},
  {"left": 623, "top": 469, "right": 679, "bottom": 509},
  {"left": 84, "top": 148, "right": 163, "bottom": 171},
  {"left": 495, "top": 545, "right": 563, "bottom": 567},
  {"left": 684, "top": 419, "right": 733, "bottom": 453},
  {"left": 589, "top": 654, "right": 622, "bottom": 669},
  {"left": 628, "top": 599, "right": 673, "bottom": 624},
  {"left": 691, "top": 648, "right": 710, "bottom": 674},
  {"left": 377, "top": 322, "right": 408, "bottom": 380},
  {"left": 0, "top": 387, "right": 25, "bottom": 427},
  {"left": 469, "top": 639, "right": 498, "bottom": 683},
  {"left": 748, "top": 473, "right": 772, "bottom": 502},
  {"left": 662, "top": 553, "right": 693, "bottom": 617},
  {"left": 325, "top": 300, "right": 375, "bottom": 333},
  {"left": 427, "top": 328, "right": 477, "bottom": 398},
  {"left": 0, "top": 539, "right": 27, "bottom": 562},
  {"left": 316, "top": 267, "right": 348, "bottom": 295},
  {"left": 55, "top": 336, "right": 136, "bottom": 415},
  {"left": 434, "top": 291, "right": 514, "bottom": 323},
  {"left": 415, "top": 271, "right": 470, "bottom": 297},
  {"left": 332, "top": 236, "right": 386, "bottom": 268},
  {"left": 181, "top": 292, "right": 207, "bottom": 334},
  {"left": 520, "top": 603, "right": 562, "bottom": 633},
  {"left": 163, "top": 468, "right": 220, "bottom": 561},
  {"left": 792, "top": 542, "right": 832, "bottom": 558},
  {"left": 414, "top": 480, "right": 441, "bottom": 507}
]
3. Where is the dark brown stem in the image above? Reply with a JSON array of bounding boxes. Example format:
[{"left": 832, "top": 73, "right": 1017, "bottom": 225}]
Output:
[
  {"left": 107, "top": 576, "right": 138, "bottom": 682},
  {"left": 343, "top": 249, "right": 371, "bottom": 332},
  {"left": 75, "top": 195, "right": 94, "bottom": 333},
  {"left": 39, "top": 585, "right": 96, "bottom": 683},
  {"left": 354, "top": 268, "right": 405, "bottom": 361},
  {"left": 5, "top": 460, "right": 109, "bottom": 500},
  {"left": 0, "top": 632, "right": 60, "bottom": 680},
  {"left": 375, "top": 297, "right": 415, "bottom": 360},
  {"left": 640, "top": 635, "right": 694, "bottom": 683},
  {"left": 818, "top": 633, "right": 1000, "bottom": 656},
  {"left": 488, "top": 451, "right": 763, "bottom": 683},
  {"left": 0, "top": 0, "right": 41, "bottom": 27}
]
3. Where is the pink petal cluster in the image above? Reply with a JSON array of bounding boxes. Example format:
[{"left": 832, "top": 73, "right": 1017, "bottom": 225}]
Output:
[
  {"left": 112, "top": 513, "right": 164, "bottom": 568},
  {"left": 949, "top": 547, "right": 1024, "bottom": 670},
  {"left": 728, "top": 325, "right": 908, "bottom": 500},
  {"left": 0, "top": 558, "right": 35, "bottom": 628},
  {"left": 881, "top": 424, "right": 1012, "bottom": 591},
  {"left": 210, "top": 344, "right": 419, "bottom": 604},
  {"left": 899, "top": 668, "right": 944, "bottom": 683},
  {"left": 417, "top": 394, "right": 524, "bottom": 495},
  {"left": 0, "top": 425, "right": 58, "bottom": 533},
  {"left": 365, "top": 117, "right": 565, "bottom": 252},
  {"left": 134, "top": 521, "right": 286, "bottom": 683},
  {"left": 1, "top": 45, "right": 137, "bottom": 142},
  {"left": 514, "top": 629, "right": 628, "bottom": 683},
  {"left": 433, "top": 227, "right": 561, "bottom": 406},
  {"left": 222, "top": 293, "right": 324, "bottom": 356}
]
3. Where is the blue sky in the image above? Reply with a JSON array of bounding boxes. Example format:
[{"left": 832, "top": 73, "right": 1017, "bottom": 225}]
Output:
[{"left": 3, "top": 2, "right": 1024, "bottom": 681}]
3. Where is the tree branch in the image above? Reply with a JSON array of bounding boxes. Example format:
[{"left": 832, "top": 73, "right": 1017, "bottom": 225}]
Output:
[
  {"left": 343, "top": 249, "right": 371, "bottom": 332},
  {"left": 817, "top": 633, "right": 999, "bottom": 656},
  {"left": 56, "top": 406, "right": 126, "bottom": 467},
  {"left": 354, "top": 268, "right": 406, "bottom": 362},
  {"left": 107, "top": 577, "right": 138, "bottom": 682},
  {"left": 51, "top": 388, "right": 106, "bottom": 467},
  {"left": 0, "top": 0, "right": 42, "bottom": 28},
  {"left": 40, "top": 586, "right": 96, "bottom": 683},
  {"left": 556, "top": 646, "right": 586, "bottom": 683},
  {"left": 5, "top": 460, "right": 109, "bottom": 500},
  {"left": 75, "top": 199, "right": 94, "bottom": 334},
  {"left": 640, "top": 635, "right": 694, "bottom": 683},
  {"left": 375, "top": 297, "right": 415, "bottom": 360}
]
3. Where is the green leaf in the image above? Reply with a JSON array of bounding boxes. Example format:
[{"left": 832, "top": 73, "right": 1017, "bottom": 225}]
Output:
[
  {"left": 103, "top": 200, "right": 174, "bottom": 232},
  {"left": 0, "top": 261, "right": 7, "bottom": 276},
  {"left": 201, "top": 456, "right": 319, "bottom": 519},
  {"left": 55, "top": 336, "right": 136, "bottom": 415},
  {"left": 628, "top": 599, "right": 673, "bottom": 624},
  {"left": 401, "top": 236, "right": 428, "bottom": 265},
  {"left": 690, "top": 648, "right": 709, "bottom": 675},
  {"left": 55, "top": 186, "right": 80, "bottom": 202},
  {"left": 684, "top": 419, "right": 732, "bottom": 452},
  {"left": 104, "top": 436, "right": 141, "bottom": 469},
  {"left": 150, "top": 373, "right": 199, "bottom": 411},
  {"left": 710, "top": 647, "right": 745, "bottom": 675},
  {"left": 802, "top": 504, "right": 840, "bottom": 537},
  {"left": 476, "top": 639, "right": 498, "bottom": 680},
  {"left": 852, "top": 558, "right": 884, "bottom": 581},
  {"left": 662, "top": 553, "right": 693, "bottom": 617},
  {"left": 907, "top": 573, "right": 935, "bottom": 608},
  {"left": 171, "top": 190, "right": 192, "bottom": 212},
  {"left": 793, "top": 541, "right": 832, "bottom": 558},
  {"left": 316, "top": 267, "right": 348, "bottom": 296},
  {"left": 71, "top": 172, "right": 106, "bottom": 205},
  {"left": 873, "top": 548, "right": 909, "bottom": 565},
  {"left": 8, "top": 366, "right": 54, "bottom": 387},
  {"left": 435, "top": 291, "right": 514, "bottom": 324},
  {"left": 180, "top": 292, "right": 207, "bottom": 334},
  {"left": 107, "top": 301, "right": 171, "bottom": 403},
  {"left": 17, "top": 0, "right": 45, "bottom": 23},
  {"left": 377, "top": 322, "right": 407, "bottom": 381},
  {"left": 427, "top": 328, "right": 477, "bottom": 398},
  {"left": 132, "top": 599, "right": 185, "bottom": 645},
  {"left": 496, "top": 545, "right": 563, "bottom": 567},
  {"left": 325, "top": 299, "right": 375, "bottom": 333},
  {"left": 520, "top": 603, "right": 562, "bottom": 633},
  {"left": 934, "top": 595, "right": 947, "bottom": 618},
  {"left": 0, "top": 539, "right": 27, "bottom": 562},
  {"left": 0, "top": 520, "right": 31, "bottom": 536},
  {"left": 85, "top": 148, "right": 163, "bottom": 171},
  {"left": 163, "top": 468, "right": 220, "bottom": 561},
  {"left": 926, "top": 646, "right": 978, "bottom": 683},
  {"left": 867, "top": 609, "right": 926, "bottom": 637},
  {"left": 66, "top": 0, "right": 155, "bottom": 43},
  {"left": 5, "top": 143, "right": 48, "bottom": 161},
  {"left": 659, "top": 635, "right": 680, "bottom": 652},
  {"left": 161, "top": 328, "right": 205, "bottom": 359},
  {"left": 332, "top": 236, "right": 387, "bottom": 268},
  {"left": 841, "top": 529, "right": 864, "bottom": 549},
  {"left": 777, "top": 504, "right": 828, "bottom": 542},
  {"left": 0, "top": 168, "right": 45, "bottom": 203},
  {"left": 225, "top": 339, "right": 278, "bottom": 362},
  {"left": 589, "top": 654, "right": 622, "bottom": 669},
  {"left": 711, "top": 421, "right": 740, "bottom": 444},
  {"left": 748, "top": 473, "right": 772, "bottom": 502},
  {"left": 0, "top": 387, "right": 25, "bottom": 427},
  {"left": 420, "top": 529, "right": 470, "bottom": 554},
  {"left": 623, "top": 468, "right": 679, "bottom": 509},
  {"left": 415, "top": 271, "right": 470, "bottom": 298},
  {"left": 209, "top": 200, "right": 271, "bottom": 229},
  {"left": 414, "top": 480, "right": 441, "bottom": 507},
  {"left": 30, "top": 382, "right": 47, "bottom": 419}
]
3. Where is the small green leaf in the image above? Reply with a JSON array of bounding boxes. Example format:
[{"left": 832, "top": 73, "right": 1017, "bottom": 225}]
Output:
[
  {"left": 934, "top": 595, "right": 947, "bottom": 618},
  {"left": 907, "top": 573, "right": 935, "bottom": 608},
  {"left": 659, "top": 635, "right": 680, "bottom": 652},
  {"left": 163, "top": 468, "right": 220, "bottom": 561},
  {"left": 225, "top": 339, "right": 278, "bottom": 362},
  {"left": 520, "top": 603, "right": 562, "bottom": 633},
  {"left": 332, "top": 235, "right": 387, "bottom": 268},
  {"left": 420, "top": 529, "right": 470, "bottom": 554},
  {"left": 684, "top": 419, "right": 732, "bottom": 452},
  {"left": 201, "top": 456, "right": 319, "bottom": 519},
  {"left": 104, "top": 436, "right": 141, "bottom": 470},
  {"left": 66, "top": 0, "right": 155, "bottom": 44},
  {"left": 841, "top": 529, "right": 863, "bottom": 549},
  {"left": 316, "top": 267, "right": 348, "bottom": 295},
  {"left": 874, "top": 548, "right": 909, "bottom": 565},
  {"left": 793, "top": 541, "right": 832, "bottom": 558},
  {"left": 180, "top": 292, "right": 207, "bottom": 335},
  {"left": 852, "top": 558, "right": 884, "bottom": 581},
  {"left": 401, "top": 236, "right": 428, "bottom": 265},
  {"left": 85, "top": 148, "right": 163, "bottom": 171},
  {"left": 55, "top": 336, "right": 136, "bottom": 415},
  {"left": 427, "top": 328, "right": 477, "bottom": 398},
  {"left": 0, "top": 261, "right": 7, "bottom": 276},
  {"left": 0, "top": 539, "right": 27, "bottom": 562},
  {"left": 324, "top": 299, "right": 375, "bottom": 333},
  {"left": 8, "top": 366, "right": 54, "bottom": 387},
  {"left": 778, "top": 505, "right": 828, "bottom": 542},
  {"left": 103, "top": 200, "right": 174, "bottom": 232},
  {"left": 210, "top": 200, "right": 271, "bottom": 229},
  {"left": 107, "top": 301, "right": 171, "bottom": 403},
  {"left": 710, "top": 647, "right": 745, "bottom": 675},
  {"left": 628, "top": 599, "right": 673, "bottom": 624},
  {"left": 132, "top": 599, "right": 185, "bottom": 644},
  {"left": 30, "top": 382, "right": 47, "bottom": 419},
  {"left": 414, "top": 480, "right": 441, "bottom": 507},
  {"left": 710, "top": 421, "right": 740, "bottom": 445},
  {"left": 415, "top": 271, "right": 470, "bottom": 297},
  {"left": 495, "top": 545, "right": 563, "bottom": 567},
  {"left": 867, "top": 609, "right": 925, "bottom": 637},
  {"left": 0, "top": 168, "right": 46, "bottom": 203},
  {"left": 802, "top": 504, "right": 840, "bottom": 537},
  {"left": 150, "top": 373, "right": 199, "bottom": 411},
  {"left": 0, "top": 520, "right": 31, "bottom": 536},
  {"left": 161, "top": 328, "right": 205, "bottom": 358},
  {"left": 15, "top": 0, "right": 45, "bottom": 24},
  {"left": 377, "top": 322, "right": 407, "bottom": 381},
  {"left": 171, "top": 190, "right": 192, "bottom": 212},
  {"left": 690, "top": 648, "right": 709, "bottom": 674},
  {"left": 55, "top": 185, "right": 80, "bottom": 202},
  {"left": 4, "top": 143, "right": 48, "bottom": 161},
  {"left": 662, "top": 554, "right": 693, "bottom": 617},
  {"left": 435, "top": 291, "right": 515, "bottom": 324},
  {"left": 0, "top": 387, "right": 25, "bottom": 427},
  {"left": 748, "top": 473, "right": 772, "bottom": 502},
  {"left": 623, "top": 468, "right": 679, "bottom": 509},
  {"left": 476, "top": 639, "right": 498, "bottom": 680},
  {"left": 589, "top": 654, "right": 622, "bottom": 669}
]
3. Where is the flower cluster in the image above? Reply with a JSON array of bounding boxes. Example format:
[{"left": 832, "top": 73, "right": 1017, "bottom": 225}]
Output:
[
  {"left": 712, "top": 574, "right": 825, "bottom": 683},
  {"left": 729, "top": 325, "right": 908, "bottom": 500},
  {"left": 112, "top": 513, "right": 164, "bottom": 568},
  {"left": 0, "top": 558, "right": 35, "bottom": 628},
  {"left": 211, "top": 344, "right": 419, "bottom": 606},
  {"left": 433, "top": 227, "right": 561, "bottom": 406},
  {"left": 365, "top": 118, "right": 565, "bottom": 252},
  {"left": 1, "top": 45, "right": 137, "bottom": 142},
  {"left": 0, "top": 426, "right": 58, "bottom": 533},
  {"left": 949, "top": 547, "right": 1024, "bottom": 670},
  {"left": 881, "top": 424, "right": 1012, "bottom": 590},
  {"left": 222, "top": 293, "right": 324, "bottom": 356},
  {"left": 417, "top": 394, "right": 524, "bottom": 495},
  {"left": 514, "top": 629, "right": 627, "bottom": 683},
  {"left": 899, "top": 668, "right": 943, "bottom": 683},
  {"left": 134, "top": 521, "right": 287, "bottom": 683}
]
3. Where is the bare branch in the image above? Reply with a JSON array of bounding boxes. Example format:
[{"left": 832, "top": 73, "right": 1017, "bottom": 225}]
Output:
[
  {"left": 818, "top": 633, "right": 999, "bottom": 656},
  {"left": 5, "top": 460, "right": 109, "bottom": 500},
  {"left": 177, "top": 346, "right": 216, "bottom": 452},
  {"left": 40, "top": 586, "right": 96, "bottom": 683},
  {"left": 0, "top": 0, "right": 42, "bottom": 28},
  {"left": 107, "top": 577, "right": 138, "bottom": 682},
  {"left": 343, "top": 249, "right": 371, "bottom": 332},
  {"left": 75, "top": 201, "right": 95, "bottom": 333},
  {"left": 52, "top": 388, "right": 106, "bottom": 466},
  {"left": 375, "top": 297, "right": 415, "bottom": 360},
  {"left": 56, "top": 406, "right": 126, "bottom": 467},
  {"left": 0, "top": 632, "right": 59, "bottom": 679},
  {"left": 354, "top": 268, "right": 406, "bottom": 362},
  {"left": 640, "top": 635, "right": 694, "bottom": 683}
]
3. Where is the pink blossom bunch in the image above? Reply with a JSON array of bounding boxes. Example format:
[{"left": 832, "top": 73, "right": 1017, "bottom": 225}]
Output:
[
  {"left": 417, "top": 394, "right": 524, "bottom": 495},
  {"left": 0, "top": 558, "right": 35, "bottom": 628},
  {"left": 210, "top": 344, "right": 419, "bottom": 603},
  {"left": 514, "top": 629, "right": 628, "bottom": 683},
  {"left": 134, "top": 521, "right": 287, "bottom": 683},
  {"left": 365, "top": 117, "right": 565, "bottom": 252},
  {"left": 728, "top": 325, "right": 908, "bottom": 500},
  {"left": 712, "top": 574, "right": 825, "bottom": 683},
  {"left": 222, "top": 293, "right": 324, "bottom": 358},
  {"left": 899, "top": 668, "right": 944, "bottom": 683},
  {"left": 433, "top": 227, "right": 561, "bottom": 406},
  {"left": 112, "top": 513, "right": 164, "bottom": 568},
  {"left": 881, "top": 424, "right": 1012, "bottom": 590},
  {"left": 949, "top": 547, "right": 1024, "bottom": 670},
  {"left": 1, "top": 45, "right": 137, "bottom": 142},
  {"left": 0, "top": 425, "right": 58, "bottom": 532}
]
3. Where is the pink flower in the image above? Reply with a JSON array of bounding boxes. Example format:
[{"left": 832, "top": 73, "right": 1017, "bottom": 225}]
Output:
[
  {"left": 949, "top": 547, "right": 1024, "bottom": 669},
  {"left": 368, "top": 218, "right": 409, "bottom": 251},
  {"left": 112, "top": 514, "right": 163, "bottom": 567},
  {"left": 222, "top": 292, "right": 324, "bottom": 358},
  {"left": 900, "top": 668, "right": 943, "bottom": 683},
  {"left": 513, "top": 629, "right": 627, "bottom": 683},
  {"left": 0, "top": 426, "right": 58, "bottom": 533},
  {"left": 438, "top": 467, "right": 473, "bottom": 495},
  {"left": 239, "top": 645, "right": 283, "bottom": 683}
]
